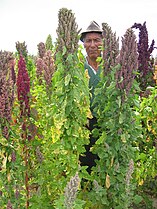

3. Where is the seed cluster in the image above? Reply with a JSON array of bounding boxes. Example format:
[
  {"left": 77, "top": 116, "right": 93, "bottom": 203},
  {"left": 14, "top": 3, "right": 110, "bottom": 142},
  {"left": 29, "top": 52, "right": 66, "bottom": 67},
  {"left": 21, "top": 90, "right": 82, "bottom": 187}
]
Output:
[
  {"left": 102, "top": 22, "right": 119, "bottom": 75},
  {"left": 17, "top": 55, "right": 30, "bottom": 117},
  {"left": 115, "top": 28, "right": 138, "bottom": 100},
  {"left": 6, "top": 200, "right": 13, "bottom": 209},
  {"left": 36, "top": 146, "right": 44, "bottom": 163},
  {"left": 43, "top": 50, "right": 55, "bottom": 88},
  {"left": 131, "top": 22, "right": 156, "bottom": 91},
  {"left": 45, "top": 34, "right": 53, "bottom": 51},
  {"left": 37, "top": 42, "right": 46, "bottom": 59},
  {"left": 0, "top": 51, "right": 15, "bottom": 138},
  {"left": 56, "top": 8, "right": 81, "bottom": 59},
  {"left": 16, "top": 41, "right": 28, "bottom": 61},
  {"left": 64, "top": 172, "right": 80, "bottom": 208},
  {"left": 36, "top": 50, "right": 55, "bottom": 92}
]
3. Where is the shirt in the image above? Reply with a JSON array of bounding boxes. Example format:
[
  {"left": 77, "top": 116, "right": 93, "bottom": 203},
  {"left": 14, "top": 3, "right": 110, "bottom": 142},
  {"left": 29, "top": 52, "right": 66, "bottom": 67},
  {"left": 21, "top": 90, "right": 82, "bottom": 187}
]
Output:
[{"left": 84, "top": 61, "right": 101, "bottom": 114}]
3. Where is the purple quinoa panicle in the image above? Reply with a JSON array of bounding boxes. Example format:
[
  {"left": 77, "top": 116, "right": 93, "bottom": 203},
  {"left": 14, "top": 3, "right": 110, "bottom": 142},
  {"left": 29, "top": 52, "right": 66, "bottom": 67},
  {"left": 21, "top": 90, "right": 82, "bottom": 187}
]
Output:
[
  {"left": 0, "top": 51, "right": 16, "bottom": 138},
  {"left": 17, "top": 55, "right": 30, "bottom": 117},
  {"left": 116, "top": 28, "right": 138, "bottom": 100},
  {"left": 0, "top": 74, "right": 12, "bottom": 122},
  {"left": 37, "top": 42, "right": 46, "bottom": 59},
  {"left": 43, "top": 50, "right": 55, "bottom": 88},
  {"left": 6, "top": 200, "right": 13, "bottom": 209},
  {"left": 36, "top": 50, "right": 55, "bottom": 91},
  {"left": 36, "top": 57, "right": 44, "bottom": 84},
  {"left": 131, "top": 22, "right": 156, "bottom": 91}
]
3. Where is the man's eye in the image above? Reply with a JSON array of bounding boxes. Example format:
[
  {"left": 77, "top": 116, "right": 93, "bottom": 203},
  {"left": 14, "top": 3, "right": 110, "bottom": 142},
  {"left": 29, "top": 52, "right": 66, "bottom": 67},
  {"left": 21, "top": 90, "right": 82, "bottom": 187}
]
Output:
[
  {"left": 95, "top": 39, "right": 102, "bottom": 42},
  {"left": 86, "top": 40, "right": 91, "bottom": 43}
]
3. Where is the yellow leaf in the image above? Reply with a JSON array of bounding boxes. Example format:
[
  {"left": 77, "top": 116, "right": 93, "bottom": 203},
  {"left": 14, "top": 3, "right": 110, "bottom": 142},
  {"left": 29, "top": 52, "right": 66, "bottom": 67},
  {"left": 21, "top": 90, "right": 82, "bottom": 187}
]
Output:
[
  {"left": 51, "top": 118, "right": 66, "bottom": 143},
  {"left": 85, "top": 69, "right": 90, "bottom": 79},
  {"left": 106, "top": 174, "right": 110, "bottom": 189},
  {"left": 2, "top": 156, "right": 7, "bottom": 171},
  {"left": 87, "top": 108, "right": 93, "bottom": 119},
  {"left": 7, "top": 172, "right": 11, "bottom": 182},
  {"left": 111, "top": 157, "right": 114, "bottom": 167},
  {"left": 139, "top": 179, "right": 144, "bottom": 186},
  {"left": 121, "top": 133, "right": 126, "bottom": 143}
]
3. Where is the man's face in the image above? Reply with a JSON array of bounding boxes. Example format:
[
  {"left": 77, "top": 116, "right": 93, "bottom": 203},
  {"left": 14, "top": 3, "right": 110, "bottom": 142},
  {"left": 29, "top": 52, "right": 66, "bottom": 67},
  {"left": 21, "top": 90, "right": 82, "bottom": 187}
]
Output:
[{"left": 83, "top": 32, "right": 102, "bottom": 60}]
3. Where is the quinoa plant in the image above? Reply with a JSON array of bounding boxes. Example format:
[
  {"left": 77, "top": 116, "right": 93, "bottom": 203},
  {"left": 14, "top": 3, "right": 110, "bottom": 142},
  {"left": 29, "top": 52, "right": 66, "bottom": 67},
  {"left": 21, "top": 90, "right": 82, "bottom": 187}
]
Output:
[
  {"left": 131, "top": 22, "right": 157, "bottom": 207},
  {"left": 0, "top": 53, "right": 33, "bottom": 208},
  {"left": 50, "top": 7, "right": 90, "bottom": 206},
  {"left": 88, "top": 28, "right": 142, "bottom": 208},
  {"left": 134, "top": 86, "right": 157, "bottom": 208},
  {"left": 0, "top": 51, "right": 16, "bottom": 208},
  {"left": 28, "top": 7, "right": 90, "bottom": 208},
  {"left": 16, "top": 55, "right": 31, "bottom": 208}
]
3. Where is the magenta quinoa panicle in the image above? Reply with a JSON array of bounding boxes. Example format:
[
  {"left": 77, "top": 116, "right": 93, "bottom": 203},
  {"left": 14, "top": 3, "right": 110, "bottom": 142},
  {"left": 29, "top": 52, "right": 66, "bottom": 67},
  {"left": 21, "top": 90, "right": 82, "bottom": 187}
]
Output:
[{"left": 16, "top": 55, "right": 30, "bottom": 117}]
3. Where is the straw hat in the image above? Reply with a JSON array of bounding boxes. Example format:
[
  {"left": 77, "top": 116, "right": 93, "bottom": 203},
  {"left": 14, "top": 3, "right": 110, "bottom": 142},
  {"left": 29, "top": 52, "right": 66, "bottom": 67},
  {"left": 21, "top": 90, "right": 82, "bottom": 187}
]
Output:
[{"left": 80, "top": 21, "right": 102, "bottom": 42}]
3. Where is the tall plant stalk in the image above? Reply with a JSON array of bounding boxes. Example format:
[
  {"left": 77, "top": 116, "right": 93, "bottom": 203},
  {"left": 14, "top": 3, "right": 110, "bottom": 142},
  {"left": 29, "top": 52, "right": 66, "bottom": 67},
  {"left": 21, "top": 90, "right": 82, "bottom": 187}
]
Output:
[
  {"left": 90, "top": 28, "right": 142, "bottom": 208},
  {"left": 16, "top": 55, "right": 31, "bottom": 208},
  {"left": 50, "top": 7, "right": 90, "bottom": 206}
]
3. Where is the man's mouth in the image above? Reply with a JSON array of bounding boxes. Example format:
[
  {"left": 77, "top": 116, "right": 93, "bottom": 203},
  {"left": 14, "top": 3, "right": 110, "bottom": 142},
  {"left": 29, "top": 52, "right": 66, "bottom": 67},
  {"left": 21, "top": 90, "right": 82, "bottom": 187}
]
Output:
[{"left": 90, "top": 51, "right": 97, "bottom": 54}]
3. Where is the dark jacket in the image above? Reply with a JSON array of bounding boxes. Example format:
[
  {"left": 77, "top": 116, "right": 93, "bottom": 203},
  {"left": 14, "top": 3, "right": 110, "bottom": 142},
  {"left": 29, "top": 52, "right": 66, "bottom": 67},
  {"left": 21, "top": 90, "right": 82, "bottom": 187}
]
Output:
[
  {"left": 84, "top": 61, "right": 101, "bottom": 114},
  {"left": 80, "top": 62, "right": 101, "bottom": 173}
]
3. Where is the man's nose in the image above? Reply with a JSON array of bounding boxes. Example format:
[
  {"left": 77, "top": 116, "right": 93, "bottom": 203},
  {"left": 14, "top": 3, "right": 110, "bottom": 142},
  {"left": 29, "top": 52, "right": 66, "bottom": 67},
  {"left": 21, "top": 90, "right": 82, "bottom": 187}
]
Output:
[{"left": 90, "top": 40, "right": 96, "bottom": 47}]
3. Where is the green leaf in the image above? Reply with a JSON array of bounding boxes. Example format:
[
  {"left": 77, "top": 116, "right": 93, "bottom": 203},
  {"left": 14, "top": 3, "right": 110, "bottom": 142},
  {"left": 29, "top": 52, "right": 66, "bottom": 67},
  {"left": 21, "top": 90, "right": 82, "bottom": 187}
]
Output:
[
  {"left": 116, "top": 96, "right": 121, "bottom": 108},
  {"left": 96, "top": 56, "right": 102, "bottom": 63},
  {"left": 73, "top": 87, "right": 81, "bottom": 102},
  {"left": 121, "top": 133, "right": 126, "bottom": 143},
  {"left": 133, "top": 195, "right": 143, "bottom": 204},
  {"left": 96, "top": 132, "right": 106, "bottom": 145},
  {"left": 119, "top": 112, "right": 125, "bottom": 124},
  {"left": 65, "top": 74, "right": 71, "bottom": 86},
  {"left": 74, "top": 199, "right": 86, "bottom": 209},
  {"left": 139, "top": 153, "right": 147, "bottom": 160}
]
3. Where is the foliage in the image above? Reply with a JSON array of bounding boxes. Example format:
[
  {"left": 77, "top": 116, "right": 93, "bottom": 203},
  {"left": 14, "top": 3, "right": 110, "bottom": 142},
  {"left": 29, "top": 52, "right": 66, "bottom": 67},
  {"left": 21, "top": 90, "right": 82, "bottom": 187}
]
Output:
[
  {"left": 88, "top": 65, "right": 142, "bottom": 209},
  {"left": 134, "top": 87, "right": 157, "bottom": 208}
]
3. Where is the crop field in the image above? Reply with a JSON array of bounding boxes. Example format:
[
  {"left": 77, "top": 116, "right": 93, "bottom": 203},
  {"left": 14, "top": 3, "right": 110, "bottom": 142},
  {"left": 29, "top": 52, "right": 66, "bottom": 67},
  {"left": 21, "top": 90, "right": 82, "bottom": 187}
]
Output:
[{"left": 0, "top": 8, "right": 157, "bottom": 209}]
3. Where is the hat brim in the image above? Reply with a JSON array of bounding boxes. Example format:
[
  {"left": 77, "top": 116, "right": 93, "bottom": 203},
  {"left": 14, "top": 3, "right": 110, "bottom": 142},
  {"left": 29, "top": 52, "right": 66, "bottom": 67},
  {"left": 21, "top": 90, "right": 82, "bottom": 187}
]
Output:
[{"left": 80, "top": 31, "right": 102, "bottom": 42}]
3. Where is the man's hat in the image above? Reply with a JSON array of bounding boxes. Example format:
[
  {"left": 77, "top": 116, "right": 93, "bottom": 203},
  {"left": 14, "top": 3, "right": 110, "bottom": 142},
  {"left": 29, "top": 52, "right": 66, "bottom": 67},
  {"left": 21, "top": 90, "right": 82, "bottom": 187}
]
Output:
[{"left": 80, "top": 21, "right": 102, "bottom": 42}]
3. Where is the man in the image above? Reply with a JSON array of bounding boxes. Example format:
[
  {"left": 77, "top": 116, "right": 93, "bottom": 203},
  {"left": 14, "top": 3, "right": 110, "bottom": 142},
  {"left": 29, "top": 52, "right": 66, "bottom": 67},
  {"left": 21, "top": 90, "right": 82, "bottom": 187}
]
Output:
[
  {"left": 79, "top": 21, "right": 103, "bottom": 173},
  {"left": 80, "top": 21, "right": 103, "bottom": 111}
]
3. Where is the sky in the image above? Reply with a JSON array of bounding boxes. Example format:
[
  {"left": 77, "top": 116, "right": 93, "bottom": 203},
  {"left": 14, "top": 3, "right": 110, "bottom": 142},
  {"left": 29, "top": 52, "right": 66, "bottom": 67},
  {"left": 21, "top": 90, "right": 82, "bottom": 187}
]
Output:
[{"left": 0, "top": 0, "right": 157, "bottom": 57}]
